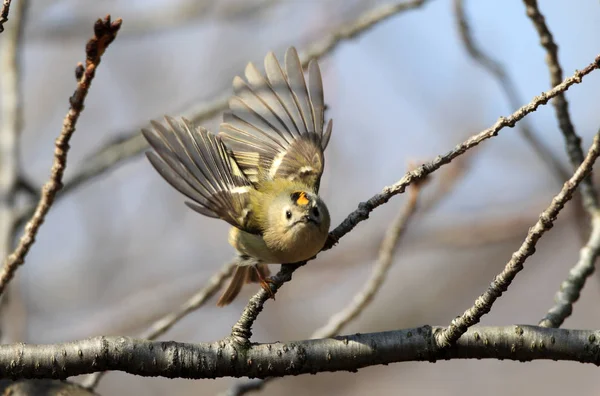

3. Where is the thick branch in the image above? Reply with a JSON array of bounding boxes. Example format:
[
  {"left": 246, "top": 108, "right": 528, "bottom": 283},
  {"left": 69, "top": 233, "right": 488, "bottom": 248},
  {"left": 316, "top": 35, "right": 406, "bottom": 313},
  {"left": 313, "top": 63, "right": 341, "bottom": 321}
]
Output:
[
  {"left": 0, "top": 16, "right": 122, "bottom": 297},
  {"left": 229, "top": 54, "right": 600, "bottom": 345},
  {"left": 2, "top": 326, "right": 600, "bottom": 380},
  {"left": 436, "top": 133, "right": 600, "bottom": 347}
]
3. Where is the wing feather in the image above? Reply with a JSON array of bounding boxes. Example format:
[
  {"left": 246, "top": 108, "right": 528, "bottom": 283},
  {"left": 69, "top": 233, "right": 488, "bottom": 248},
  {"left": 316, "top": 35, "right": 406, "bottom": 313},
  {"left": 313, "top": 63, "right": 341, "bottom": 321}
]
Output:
[
  {"left": 142, "top": 117, "right": 259, "bottom": 233},
  {"left": 219, "top": 47, "right": 332, "bottom": 191}
]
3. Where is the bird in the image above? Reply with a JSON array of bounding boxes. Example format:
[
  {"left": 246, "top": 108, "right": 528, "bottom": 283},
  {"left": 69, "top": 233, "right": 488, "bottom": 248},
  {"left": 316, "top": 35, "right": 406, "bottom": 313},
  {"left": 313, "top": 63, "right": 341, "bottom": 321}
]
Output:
[{"left": 141, "top": 47, "right": 333, "bottom": 306}]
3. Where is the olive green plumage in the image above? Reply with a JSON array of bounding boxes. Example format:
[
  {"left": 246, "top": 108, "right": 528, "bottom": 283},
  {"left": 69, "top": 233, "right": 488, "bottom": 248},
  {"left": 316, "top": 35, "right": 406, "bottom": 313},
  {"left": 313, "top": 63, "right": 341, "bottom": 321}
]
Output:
[{"left": 142, "top": 47, "right": 333, "bottom": 306}]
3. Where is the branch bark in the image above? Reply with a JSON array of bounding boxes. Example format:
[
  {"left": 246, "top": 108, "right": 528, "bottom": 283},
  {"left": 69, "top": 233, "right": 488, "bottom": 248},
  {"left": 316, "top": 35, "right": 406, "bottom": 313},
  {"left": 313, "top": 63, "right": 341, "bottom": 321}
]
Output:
[{"left": 2, "top": 325, "right": 600, "bottom": 380}]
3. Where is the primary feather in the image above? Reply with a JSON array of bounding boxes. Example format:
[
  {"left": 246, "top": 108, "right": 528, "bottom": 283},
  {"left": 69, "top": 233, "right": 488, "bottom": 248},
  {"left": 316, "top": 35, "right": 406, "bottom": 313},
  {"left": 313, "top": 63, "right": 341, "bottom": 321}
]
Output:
[
  {"left": 142, "top": 116, "right": 259, "bottom": 233},
  {"left": 219, "top": 46, "right": 333, "bottom": 191}
]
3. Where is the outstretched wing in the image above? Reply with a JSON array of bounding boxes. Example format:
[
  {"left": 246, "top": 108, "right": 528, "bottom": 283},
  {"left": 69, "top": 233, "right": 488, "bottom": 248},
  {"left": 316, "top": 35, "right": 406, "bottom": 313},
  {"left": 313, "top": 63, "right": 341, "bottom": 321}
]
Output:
[
  {"left": 142, "top": 116, "right": 260, "bottom": 234},
  {"left": 218, "top": 46, "right": 333, "bottom": 192}
]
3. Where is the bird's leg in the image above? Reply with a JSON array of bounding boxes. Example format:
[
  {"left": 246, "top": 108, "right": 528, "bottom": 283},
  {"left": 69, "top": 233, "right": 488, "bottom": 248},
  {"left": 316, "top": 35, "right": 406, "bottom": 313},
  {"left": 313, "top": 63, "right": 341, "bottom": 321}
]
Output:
[{"left": 253, "top": 264, "right": 275, "bottom": 300}]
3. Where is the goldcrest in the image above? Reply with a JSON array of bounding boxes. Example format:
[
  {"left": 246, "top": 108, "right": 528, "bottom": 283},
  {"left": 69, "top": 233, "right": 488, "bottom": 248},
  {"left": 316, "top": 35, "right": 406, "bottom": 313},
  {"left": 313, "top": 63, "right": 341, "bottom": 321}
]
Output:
[{"left": 142, "top": 47, "right": 332, "bottom": 306}]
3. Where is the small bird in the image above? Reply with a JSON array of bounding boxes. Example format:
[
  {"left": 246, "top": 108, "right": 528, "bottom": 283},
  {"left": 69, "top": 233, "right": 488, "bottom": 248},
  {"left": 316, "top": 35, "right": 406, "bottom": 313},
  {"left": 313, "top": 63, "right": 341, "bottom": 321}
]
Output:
[{"left": 141, "top": 47, "right": 332, "bottom": 306}]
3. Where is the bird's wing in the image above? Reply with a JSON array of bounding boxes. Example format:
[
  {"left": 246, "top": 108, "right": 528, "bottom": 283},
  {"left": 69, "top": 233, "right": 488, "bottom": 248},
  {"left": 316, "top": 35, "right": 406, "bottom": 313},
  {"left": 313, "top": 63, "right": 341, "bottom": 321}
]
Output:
[
  {"left": 218, "top": 46, "right": 332, "bottom": 192},
  {"left": 142, "top": 116, "right": 260, "bottom": 234}
]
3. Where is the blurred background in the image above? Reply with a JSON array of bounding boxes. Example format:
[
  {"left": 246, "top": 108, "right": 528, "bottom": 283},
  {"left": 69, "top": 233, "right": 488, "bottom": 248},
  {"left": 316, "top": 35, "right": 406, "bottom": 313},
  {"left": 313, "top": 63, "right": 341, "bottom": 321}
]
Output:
[{"left": 2, "top": 0, "right": 600, "bottom": 394}]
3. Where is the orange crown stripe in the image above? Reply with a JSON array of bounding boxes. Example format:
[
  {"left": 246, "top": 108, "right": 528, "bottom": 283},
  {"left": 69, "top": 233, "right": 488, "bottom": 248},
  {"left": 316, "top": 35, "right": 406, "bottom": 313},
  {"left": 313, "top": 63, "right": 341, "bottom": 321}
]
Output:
[{"left": 295, "top": 191, "right": 310, "bottom": 206}]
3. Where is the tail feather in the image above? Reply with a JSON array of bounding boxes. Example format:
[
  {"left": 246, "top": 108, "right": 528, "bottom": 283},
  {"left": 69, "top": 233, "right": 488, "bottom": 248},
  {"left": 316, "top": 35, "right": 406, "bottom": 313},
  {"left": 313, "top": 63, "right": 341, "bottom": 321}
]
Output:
[{"left": 216, "top": 264, "right": 271, "bottom": 307}]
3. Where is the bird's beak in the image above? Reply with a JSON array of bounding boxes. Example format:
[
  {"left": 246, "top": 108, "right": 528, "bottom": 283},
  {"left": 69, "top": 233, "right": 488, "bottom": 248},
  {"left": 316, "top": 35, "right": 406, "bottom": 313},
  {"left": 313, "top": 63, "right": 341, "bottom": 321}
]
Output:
[{"left": 303, "top": 214, "right": 318, "bottom": 225}]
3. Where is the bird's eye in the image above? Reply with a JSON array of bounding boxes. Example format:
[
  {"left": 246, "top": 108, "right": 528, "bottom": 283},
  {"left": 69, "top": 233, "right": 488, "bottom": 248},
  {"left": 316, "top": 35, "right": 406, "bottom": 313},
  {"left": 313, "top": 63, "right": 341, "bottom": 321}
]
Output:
[
  {"left": 285, "top": 210, "right": 292, "bottom": 219},
  {"left": 312, "top": 206, "right": 320, "bottom": 217}
]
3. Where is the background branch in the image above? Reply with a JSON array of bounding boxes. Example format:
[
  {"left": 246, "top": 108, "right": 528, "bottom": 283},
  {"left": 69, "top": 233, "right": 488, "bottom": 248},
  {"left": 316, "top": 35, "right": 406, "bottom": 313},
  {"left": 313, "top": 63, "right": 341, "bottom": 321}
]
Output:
[
  {"left": 539, "top": 213, "right": 600, "bottom": 328},
  {"left": 0, "top": 0, "right": 26, "bottom": 270},
  {"left": 0, "top": 15, "right": 122, "bottom": 297},
  {"left": 453, "top": 0, "right": 569, "bottom": 183},
  {"left": 13, "top": 0, "right": 433, "bottom": 228},
  {"left": 436, "top": 132, "right": 600, "bottom": 347},
  {"left": 0, "top": 0, "right": 11, "bottom": 33},
  {"left": 522, "top": 0, "right": 599, "bottom": 213}
]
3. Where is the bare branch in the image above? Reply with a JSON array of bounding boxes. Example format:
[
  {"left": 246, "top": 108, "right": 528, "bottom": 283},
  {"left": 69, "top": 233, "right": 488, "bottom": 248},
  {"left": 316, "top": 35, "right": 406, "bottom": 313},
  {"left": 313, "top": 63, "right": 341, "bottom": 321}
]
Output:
[
  {"left": 0, "top": 0, "right": 11, "bottom": 33},
  {"left": 227, "top": 54, "right": 600, "bottom": 346},
  {"left": 436, "top": 132, "right": 600, "bottom": 347},
  {"left": 522, "top": 0, "right": 599, "bottom": 213},
  {"left": 2, "top": 326, "right": 600, "bottom": 379},
  {"left": 453, "top": 0, "right": 569, "bottom": 182},
  {"left": 14, "top": 0, "right": 434, "bottom": 228},
  {"left": 539, "top": 214, "right": 600, "bottom": 328},
  {"left": 0, "top": 0, "right": 26, "bottom": 268},
  {"left": 0, "top": 15, "right": 122, "bottom": 297},
  {"left": 80, "top": 259, "right": 237, "bottom": 389}
]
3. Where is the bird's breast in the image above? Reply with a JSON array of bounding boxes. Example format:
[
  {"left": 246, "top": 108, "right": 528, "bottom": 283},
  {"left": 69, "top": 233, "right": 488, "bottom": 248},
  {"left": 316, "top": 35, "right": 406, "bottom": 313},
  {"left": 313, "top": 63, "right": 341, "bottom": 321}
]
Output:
[{"left": 228, "top": 226, "right": 327, "bottom": 264}]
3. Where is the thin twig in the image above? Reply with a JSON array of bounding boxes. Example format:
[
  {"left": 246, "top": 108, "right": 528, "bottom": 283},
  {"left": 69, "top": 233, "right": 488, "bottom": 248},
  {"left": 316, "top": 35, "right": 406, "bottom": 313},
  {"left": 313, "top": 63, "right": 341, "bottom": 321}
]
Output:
[
  {"left": 0, "top": 0, "right": 26, "bottom": 266},
  {"left": 228, "top": 54, "right": 600, "bottom": 346},
  {"left": 13, "top": 0, "right": 434, "bottom": 228},
  {"left": 0, "top": 0, "right": 11, "bottom": 33},
  {"left": 81, "top": 259, "right": 237, "bottom": 389},
  {"left": 522, "top": 0, "right": 599, "bottom": 213},
  {"left": 436, "top": 133, "right": 600, "bottom": 348},
  {"left": 453, "top": 0, "right": 569, "bottom": 182},
  {"left": 0, "top": 15, "right": 122, "bottom": 298},
  {"left": 539, "top": 214, "right": 600, "bottom": 328}
]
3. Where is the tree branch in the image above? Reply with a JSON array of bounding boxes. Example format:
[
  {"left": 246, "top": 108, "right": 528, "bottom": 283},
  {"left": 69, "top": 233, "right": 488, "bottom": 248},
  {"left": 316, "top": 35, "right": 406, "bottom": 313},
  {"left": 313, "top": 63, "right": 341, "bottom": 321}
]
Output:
[
  {"left": 2, "top": 326, "right": 600, "bottom": 380},
  {"left": 0, "top": 0, "right": 26, "bottom": 271},
  {"left": 453, "top": 0, "right": 569, "bottom": 182},
  {"left": 0, "top": 15, "right": 122, "bottom": 298},
  {"left": 0, "top": 0, "right": 11, "bottom": 33},
  {"left": 539, "top": 213, "right": 600, "bottom": 328},
  {"left": 522, "top": 0, "right": 599, "bottom": 213},
  {"left": 436, "top": 132, "right": 600, "bottom": 347},
  {"left": 228, "top": 53, "right": 600, "bottom": 346}
]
